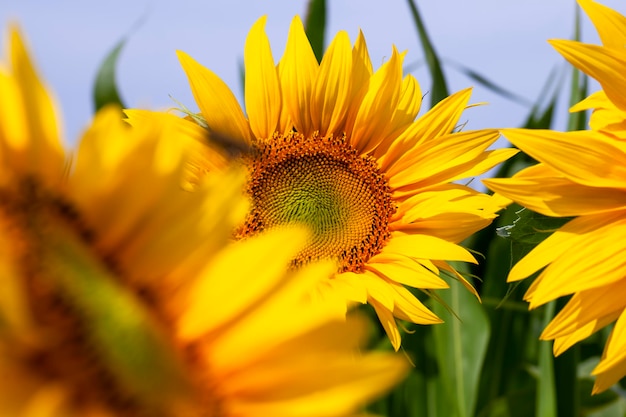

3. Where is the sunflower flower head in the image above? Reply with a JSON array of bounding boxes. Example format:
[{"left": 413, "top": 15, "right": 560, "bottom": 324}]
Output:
[
  {"left": 484, "top": 0, "right": 626, "bottom": 394},
  {"left": 162, "top": 15, "right": 517, "bottom": 349},
  {"left": 0, "top": 27, "right": 408, "bottom": 416}
]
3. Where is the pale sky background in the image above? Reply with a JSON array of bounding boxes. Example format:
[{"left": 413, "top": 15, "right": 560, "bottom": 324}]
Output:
[{"left": 0, "top": 0, "right": 623, "bottom": 146}]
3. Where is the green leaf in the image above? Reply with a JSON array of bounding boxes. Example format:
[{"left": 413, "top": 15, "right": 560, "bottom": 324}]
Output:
[
  {"left": 304, "top": 0, "right": 326, "bottom": 63},
  {"left": 432, "top": 270, "right": 491, "bottom": 417},
  {"left": 567, "top": 70, "right": 588, "bottom": 132},
  {"left": 93, "top": 38, "right": 127, "bottom": 112},
  {"left": 566, "top": 5, "right": 589, "bottom": 132},
  {"left": 537, "top": 301, "right": 557, "bottom": 417},
  {"left": 578, "top": 379, "right": 619, "bottom": 415},
  {"left": 476, "top": 388, "right": 536, "bottom": 417},
  {"left": 521, "top": 65, "right": 564, "bottom": 129},
  {"left": 553, "top": 298, "right": 580, "bottom": 417},
  {"left": 584, "top": 399, "right": 626, "bottom": 417},
  {"left": 406, "top": 0, "right": 449, "bottom": 106},
  {"left": 43, "top": 222, "right": 192, "bottom": 412},
  {"left": 370, "top": 324, "right": 439, "bottom": 417},
  {"left": 404, "top": 57, "right": 533, "bottom": 109},
  {"left": 444, "top": 58, "right": 533, "bottom": 108}
]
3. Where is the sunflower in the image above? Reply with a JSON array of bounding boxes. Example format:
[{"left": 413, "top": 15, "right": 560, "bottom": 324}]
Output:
[
  {"left": 483, "top": 0, "right": 626, "bottom": 394},
  {"left": 0, "top": 27, "right": 408, "bottom": 416},
  {"left": 170, "top": 15, "right": 516, "bottom": 349}
]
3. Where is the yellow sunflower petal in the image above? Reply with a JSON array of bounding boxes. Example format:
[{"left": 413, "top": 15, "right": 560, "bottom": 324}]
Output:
[
  {"left": 366, "top": 253, "right": 449, "bottom": 289},
  {"left": 373, "top": 74, "right": 422, "bottom": 159},
  {"left": 244, "top": 16, "right": 281, "bottom": 139},
  {"left": 524, "top": 216, "right": 626, "bottom": 308},
  {"left": 220, "top": 318, "right": 368, "bottom": 397},
  {"left": 593, "top": 358, "right": 626, "bottom": 394},
  {"left": 391, "top": 284, "right": 442, "bottom": 325},
  {"left": 177, "top": 50, "right": 253, "bottom": 144},
  {"left": 379, "top": 88, "right": 473, "bottom": 172},
  {"left": 178, "top": 227, "right": 309, "bottom": 341},
  {"left": 279, "top": 16, "right": 319, "bottom": 137},
  {"left": 370, "top": 298, "right": 402, "bottom": 351},
  {"left": 484, "top": 165, "right": 626, "bottom": 217},
  {"left": 226, "top": 351, "right": 406, "bottom": 417},
  {"left": 508, "top": 212, "right": 620, "bottom": 282},
  {"left": 591, "top": 312, "right": 626, "bottom": 393},
  {"left": 1, "top": 27, "right": 65, "bottom": 186},
  {"left": 382, "top": 232, "right": 476, "bottom": 264},
  {"left": 342, "top": 30, "right": 373, "bottom": 137},
  {"left": 311, "top": 30, "right": 352, "bottom": 137},
  {"left": 207, "top": 261, "right": 341, "bottom": 372},
  {"left": 542, "top": 282, "right": 626, "bottom": 341},
  {"left": 393, "top": 148, "right": 516, "bottom": 200},
  {"left": 408, "top": 86, "right": 472, "bottom": 143},
  {"left": 388, "top": 129, "right": 500, "bottom": 189},
  {"left": 275, "top": 61, "right": 293, "bottom": 135},
  {"left": 358, "top": 270, "right": 397, "bottom": 312},
  {"left": 570, "top": 90, "right": 609, "bottom": 113},
  {"left": 398, "top": 184, "right": 497, "bottom": 223},
  {"left": 316, "top": 273, "right": 368, "bottom": 305},
  {"left": 570, "top": 90, "right": 626, "bottom": 136},
  {"left": 394, "top": 185, "right": 510, "bottom": 243},
  {"left": 350, "top": 47, "right": 403, "bottom": 154},
  {"left": 549, "top": 39, "right": 626, "bottom": 112},
  {"left": 124, "top": 109, "right": 230, "bottom": 182},
  {"left": 449, "top": 148, "right": 519, "bottom": 183},
  {"left": 577, "top": 0, "right": 626, "bottom": 49},
  {"left": 552, "top": 314, "right": 618, "bottom": 356},
  {"left": 500, "top": 128, "right": 626, "bottom": 188}
]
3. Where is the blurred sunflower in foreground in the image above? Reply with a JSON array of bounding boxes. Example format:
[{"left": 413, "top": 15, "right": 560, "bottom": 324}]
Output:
[
  {"left": 148, "top": 15, "right": 516, "bottom": 349},
  {"left": 484, "top": 0, "right": 626, "bottom": 394},
  {"left": 0, "top": 27, "right": 408, "bottom": 416}
]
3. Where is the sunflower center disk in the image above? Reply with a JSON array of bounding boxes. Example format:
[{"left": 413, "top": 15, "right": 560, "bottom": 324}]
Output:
[
  {"left": 0, "top": 179, "right": 144, "bottom": 415},
  {"left": 240, "top": 133, "right": 396, "bottom": 272}
]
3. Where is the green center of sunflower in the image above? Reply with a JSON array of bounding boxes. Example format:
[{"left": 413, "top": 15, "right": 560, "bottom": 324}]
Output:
[{"left": 239, "top": 132, "right": 396, "bottom": 272}]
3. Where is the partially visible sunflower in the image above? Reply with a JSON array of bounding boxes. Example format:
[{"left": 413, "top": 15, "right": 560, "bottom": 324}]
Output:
[
  {"left": 166, "top": 15, "right": 516, "bottom": 349},
  {"left": 484, "top": 0, "right": 626, "bottom": 394},
  {"left": 0, "top": 27, "right": 408, "bottom": 416}
]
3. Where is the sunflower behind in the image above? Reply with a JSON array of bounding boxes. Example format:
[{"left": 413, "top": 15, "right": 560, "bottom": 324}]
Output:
[
  {"left": 0, "top": 27, "right": 408, "bottom": 416},
  {"left": 484, "top": 0, "right": 626, "bottom": 394}
]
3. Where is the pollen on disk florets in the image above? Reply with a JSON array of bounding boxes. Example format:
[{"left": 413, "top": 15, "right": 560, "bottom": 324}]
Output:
[{"left": 238, "top": 131, "right": 396, "bottom": 273}]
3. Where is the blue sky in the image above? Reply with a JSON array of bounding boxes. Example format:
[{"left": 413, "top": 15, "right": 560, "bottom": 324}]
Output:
[{"left": 0, "top": 0, "right": 622, "bottom": 144}]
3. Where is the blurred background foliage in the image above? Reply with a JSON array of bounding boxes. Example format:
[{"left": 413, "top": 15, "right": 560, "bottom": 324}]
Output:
[{"left": 93, "top": 0, "right": 625, "bottom": 415}]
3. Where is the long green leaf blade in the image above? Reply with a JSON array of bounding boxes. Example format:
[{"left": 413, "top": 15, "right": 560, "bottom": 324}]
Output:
[
  {"left": 304, "top": 0, "right": 326, "bottom": 63},
  {"left": 433, "top": 272, "right": 491, "bottom": 417},
  {"left": 406, "top": 0, "right": 449, "bottom": 106},
  {"left": 566, "top": 5, "right": 589, "bottom": 132},
  {"left": 93, "top": 38, "right": 127, "bottom": 112},
  {"left": 537, "top": 302, "right": 557, "bottom": 417},
  {"left": 444, "top": 58, "right": 533, "bottom": 108}
]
